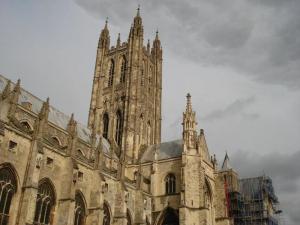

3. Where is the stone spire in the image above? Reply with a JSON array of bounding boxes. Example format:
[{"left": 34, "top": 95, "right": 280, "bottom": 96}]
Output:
[
  {"left": 134, "top": 5, "right": 142, "bottom": 26},
  {"left": 153, "top": 30, "right": 161, "bottom": 49},
  {"left": 186, "top": 93, "right": 192, "bottom": 112},
  {"left": 182, "top": 93, "right": 197, "bottom": 149},
  {"left": 221, "top": 152, "right": 232, "bottom": 170},
  {"left": 116, "top": 33, "right": 121, "bottom": 48},
  {"left": 129, "top": 5, "right": 143, "bottom": 38},
  {"left": 99, "top": 18, "right": 110, "bottom": 50}
]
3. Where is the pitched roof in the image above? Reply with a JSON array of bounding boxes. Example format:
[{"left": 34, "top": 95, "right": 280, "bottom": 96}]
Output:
[
  {"left": 0, "top": 74, "right": 110, "bottom": 150},
  {"left": 141, "top": 139, "right": 183, "bottom": 163}
]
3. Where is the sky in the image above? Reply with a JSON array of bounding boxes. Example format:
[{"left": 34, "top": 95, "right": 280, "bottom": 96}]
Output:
[{"left": 0, "top": 0, "right": 299, "bottom": 224}]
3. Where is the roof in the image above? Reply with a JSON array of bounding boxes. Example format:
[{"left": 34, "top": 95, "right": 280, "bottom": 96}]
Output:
[
  {"left": 141, "top": 139, "right": 183, "bottom": 163},
  {"left": 0, "top": 74, "right": 108, "bottom": 150}
]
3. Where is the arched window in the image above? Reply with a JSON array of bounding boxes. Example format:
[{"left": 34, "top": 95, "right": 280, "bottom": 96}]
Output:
[
  {"left": 204, "top": 179, "right": 212, "bottom": 208},
  {"left": 20, "top": 121, "right": 32, "bottom": 131},
  {"left": 126, "top": 210, "right": 132, "bottom": 225},
  {"left": 108, "top": 60, "right": 115, "bottom": 87},
  {"left": 146, "top": 121, "right": 151, "bottom": 145},
  {"left": 51, "top": 136, "right": 61, "bottom": 147},
  {"left": 103, "top": 113, "right": 109, "bottom": 139},
  {"left": 146, "top": 217, "right": 150, "bottom": 225},
  {"left": 140, "top": 61, "right": 145, "bottom": 86},
  {"left": 77, "top": 149, "right": 85, "bottom": 157},
  {"left": 115, "top": 110, "right": 123, "bottom": 146},
  {"left": 74, "top": 192, "right": 86, "bottom": 225},
  {"left": 165, "top": 174, "right": 176, "bottom": 195},
  {"left": 103, "top": 202, "right": 111, "bottom": 225},
  {"left": 120, "top": 56, "right": 127, "bottom": 83},
  {"left": 0, "top": 165, "right": 17, "bottom": 225},
  {"left": 148, "top": 67, "right": 152, "bottom": 85},
  {"left": 34, "top": 179, "right": 56, "bottom": 225}
]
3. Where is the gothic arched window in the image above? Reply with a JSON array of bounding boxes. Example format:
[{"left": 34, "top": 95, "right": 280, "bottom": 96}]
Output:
[
  {"left": 204, "top": 179, "right": 212, "bottom": 208},
  {"left": 74, "top": 192, "right": 86, "bottom": 225},
  {"left": 103, "top": 202, "right": 111, "bottom": 225},
  {"left": 126, "top": 210, "right": 132, "bottom": 225},
  {"left": 140, "top": 61, "right": 145, "bottom": 86},
  {"left": 103, "top": 113, "right": 109, "bottom": 139},
  {"left": 51, "top": 136, "right": 61, "bottom": 147},
  {"left": 34, "top": 179, "right": 56, "bottom": 225},
  {"left": 120, "top": 56, "right": 127, "bottom": 83},
  {"left": 0, "top": 165, "right": 17, "bottom": 225},
  {"left": 108, "top": 59, "right": 115, "bottom": 87},
  {"left": 165, "top": 174, "right": 176, "bottom": 195},
  {"left": 20, "top": 121, "right": 32, "bottom": 131},
  {"left": 115, "top": 110, "right": 123, "bottom": 146},
  {"left": 146, "top": 121, "right": 151, "bottom": 145}
]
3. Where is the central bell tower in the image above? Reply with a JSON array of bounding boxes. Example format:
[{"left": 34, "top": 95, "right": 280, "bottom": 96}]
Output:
[{"left": 88, "top": 9, "right": 162, "bottom": 163}]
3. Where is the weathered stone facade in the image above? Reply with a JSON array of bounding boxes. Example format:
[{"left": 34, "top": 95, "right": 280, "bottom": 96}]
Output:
[{"left": 0, "top": 11, "right": 234, "bottom": 225}]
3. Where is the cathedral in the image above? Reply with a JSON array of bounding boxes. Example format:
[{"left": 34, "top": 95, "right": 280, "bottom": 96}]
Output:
[{"left": 0, "top": 9, "right": 279, "bottom": 225}]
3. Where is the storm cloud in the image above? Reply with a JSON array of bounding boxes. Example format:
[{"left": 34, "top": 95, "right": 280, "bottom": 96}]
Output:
[
  {"left": 0, "top": 1, "right": 299, "bottom": 225},
  {"left": 75, "top": 0, "right": 300, "bottom": 89}
]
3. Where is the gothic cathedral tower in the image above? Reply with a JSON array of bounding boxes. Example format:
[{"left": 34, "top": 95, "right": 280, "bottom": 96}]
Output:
[{"left": 88, "top": 9, "right": 162, "bottom": 163}]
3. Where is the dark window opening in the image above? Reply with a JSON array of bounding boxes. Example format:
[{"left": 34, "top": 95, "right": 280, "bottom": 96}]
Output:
[
  {"left": 165, "top": 174, "right": 176, "bottom": 195},
  {"left": 0, "top": 166, "right": 17, "bottom": 225},
  {"left": 103, "top": 113, "right": 109, "bottom": 139},
  {"left": 115, "top": 110, "right": 123, "bottom": 146},
  {"left": 74, "top": 192, "right": 86, "bottom": 225},
  {"left": 33, "top": 179, "right": 56, "bottom": 225}
]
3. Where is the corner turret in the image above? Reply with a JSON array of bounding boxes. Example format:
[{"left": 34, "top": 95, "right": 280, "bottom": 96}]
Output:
[
  {"left": 182, "top": 93, "right": 197, "bottom": 150},
  {"left": 99, "top": 19, "right": 110, "bottom": 51}
]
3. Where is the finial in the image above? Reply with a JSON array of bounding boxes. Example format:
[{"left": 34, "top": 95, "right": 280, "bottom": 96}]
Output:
[
  {"left": 137, "top": 4, "right": 140, "bottom": 16},
  {"left": 155, "top": 29, "right": 159, "bottom": 39},
  {"left": 105, "top": 17, "right": 108, "bottom": 28},
  {"left": 117, "top": 33, "right": 121, "bottom": 47},
  {"left": 186, "top": 93, "right": 192, "bottom": 112}
]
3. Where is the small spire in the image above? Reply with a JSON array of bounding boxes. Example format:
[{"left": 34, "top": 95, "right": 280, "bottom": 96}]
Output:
[
  {"left": 14, "top": 79, "right": 21, "bottom": 92},
  {"left": 105, "top": 17, "right": 108, "bottom": 29},
  {"left": 1, "top": 80, "right": 11, "bottom": 99},
  {"left": 117, "top": 33, "right": 121, "bottom": 47},
  {"left": 137, "top": 4, "right": 140, "bottom": 17},
  {"left": 155, "top": 29, "right": 159, "bottom": 39},
  {"left": 186, "top": 93, "right": 192, "bottom": 112},
  {"left": 222, "top": 152, "right": 232, "bottom": 170},
  {"left": 147, "top": 39, "right": 150, "bottom": 52}
]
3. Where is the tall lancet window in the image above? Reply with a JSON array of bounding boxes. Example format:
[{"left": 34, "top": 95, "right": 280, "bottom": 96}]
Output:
[
  {"left": 108, "top": 59, "right": 115, "bottom": 87},
  {"left": 126, "top": 210, "right": 132, "bottom": 225},
  {"left": 140, "top": 61, "right": 145, "bottom": 86},
  {"left": 103, "top": 113, "right": 109, "bottom": 139},
  {"left": 34, "top": 179, "right": 56, "bottom": 225},
  {"left": 120, "top": 56, "right": 127, "bottom": 83},
  {"left": 103, "top": 202, "right": 111, "bottom": 225},
  {"left": 115, "top": 110, "right": 123, "bottom": 146},
  {"left": 146, "top": 121, "right": 151, "bottom": 145},
  {"left": 165, "top": 174, "right": 176, "bottom": 195},
  {"left": 74, "top": 192, "right": 86, "bottom": 225},
  {"left": 0, "top": 165, "right": 17, "bottom": 225}
]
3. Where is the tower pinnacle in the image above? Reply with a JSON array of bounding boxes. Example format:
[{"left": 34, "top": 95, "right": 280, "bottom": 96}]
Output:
[
  {"left": 137, "top": 4, "right": 140, "bottom": 17},
  {"left": 186, "top": 93, "right": 192, "bottom": 112}
]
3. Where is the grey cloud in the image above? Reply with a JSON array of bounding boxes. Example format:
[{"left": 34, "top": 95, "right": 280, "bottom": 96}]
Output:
[
  {"left": 202, "top": 96, "right": 257, "bottom": 121},
  {"left": 75, "top": 0, "right": 300, "bottom": 89}
]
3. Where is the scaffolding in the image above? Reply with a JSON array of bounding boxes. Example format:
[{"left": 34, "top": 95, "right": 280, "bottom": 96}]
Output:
[{"left": 227, "top": 176, "right": 282, "bottom": 225}]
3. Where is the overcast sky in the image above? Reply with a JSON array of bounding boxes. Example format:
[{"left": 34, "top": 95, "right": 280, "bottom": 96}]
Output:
[{"left": 0, "top": 0, "right": 299, "bottom": 224}]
